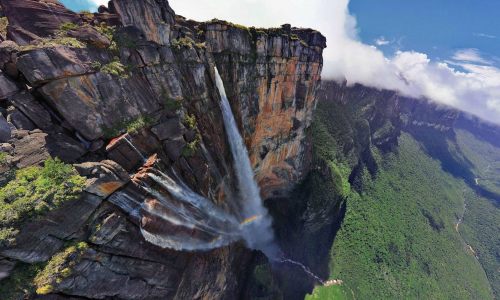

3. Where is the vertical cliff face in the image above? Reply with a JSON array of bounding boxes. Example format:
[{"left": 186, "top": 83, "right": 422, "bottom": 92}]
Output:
[{"left": 0, "top": 0, "right": 325, "bottom": 299}]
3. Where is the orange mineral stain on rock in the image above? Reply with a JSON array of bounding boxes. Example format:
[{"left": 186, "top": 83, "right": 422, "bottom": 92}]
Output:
[{"left": 97, "top": 181, "right": 124, "bottom": 196}]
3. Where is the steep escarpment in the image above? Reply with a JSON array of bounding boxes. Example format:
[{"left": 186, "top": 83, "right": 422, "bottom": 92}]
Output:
[{"left": 0, "top": 0, "right": 325, "bottom": 299}]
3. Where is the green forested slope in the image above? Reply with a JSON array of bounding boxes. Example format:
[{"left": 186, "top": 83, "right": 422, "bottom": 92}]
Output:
[
  {"left": 308, "top": 133, "right": 493, "bottom": 299},
  {"left": 305, "top": 88, "right": 499, "bottom": 299}
]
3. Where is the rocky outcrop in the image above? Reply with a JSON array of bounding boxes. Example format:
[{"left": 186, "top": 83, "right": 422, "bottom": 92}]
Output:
[
  {"left": 0, "top": 0, "right": 80, "bottom": 44},
  {"left": 0, "top": 0, "right": 325, "bottom": 299}
]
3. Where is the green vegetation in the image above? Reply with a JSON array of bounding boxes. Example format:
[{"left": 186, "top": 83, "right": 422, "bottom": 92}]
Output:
[
  {"left": 59, "top": 22, "right": 78, "bottom": 32},
  {"left": 125, "top": 116, "right": 153, "bottom": 133},
  {"left": 19, "top": 22, "right": 86, "bottom": 51},
  {"left": 304, "top": 93, "right": 498, "bottom": 299},
  {"left": 450, "top": 129, "right": 500, "bottom": 297},
  {"left": 0, "top": 151, "right": 8, "bottom": 165},
  {"left": 184, "top": 113, "right": 197, "bottom": 130},
  {"left": 20, "top": 36, "right": 85, "bottom": 51},
  {"left": 0, "top": 262, "right": 45, "bottom": 300},
  {"left": 79, "top": 10, "right": 94, "bottom": 20},
  {"left": 100, "top": 58, "right": 129, "bottom": 78},
  {"left": 306, "top": 285, "right": 353, "bottom": 300},
  {"left": 163, "top": 96, "right": 182, "bottom": 111},
  {"left": 208, "top": 18, "right": 250, "bottom": 32},
  {"left": 182, "top": 135, "right": 201, "bottom": 158},
  {"left": 0, "top": 158, "right": 85, "bottom": 247},
  {"left": 102, "top": 115, "right": 154, "bottom": 139},
  {"left": 171, "top": 37, "right": 205, "bottom": 49},
  {"left": 94, "top": 22, "right": 116, "bottom": 43},
  {"left": 455, "top": 129, "right": 500, "bottom": 195},
  {"left": 90, "top": 60, "right": 102, "bottom": 71},
  {"left": 34, "top": 242, "right": 88, "bottom": 295},
  {"left": 180, "top": 114, "right": 201, "bottom": 157},
  {"left": 309, "top": 133, "right": 493, "bottom": 299},
  {"left": 0, "top": 17, "right": 8, "bottom": 39},
  {"left": 460, "top": 190, "right": 500, "bottom": 297}
]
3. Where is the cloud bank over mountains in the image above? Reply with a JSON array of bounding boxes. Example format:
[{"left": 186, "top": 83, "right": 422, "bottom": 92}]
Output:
[{"left": 88, "top": 0, "right": 500, "bottom": 125}]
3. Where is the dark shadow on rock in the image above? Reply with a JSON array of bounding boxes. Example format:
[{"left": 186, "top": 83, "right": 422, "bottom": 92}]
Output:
[{"left": 265, "top": 170, "right": 347, "bottom": 300}]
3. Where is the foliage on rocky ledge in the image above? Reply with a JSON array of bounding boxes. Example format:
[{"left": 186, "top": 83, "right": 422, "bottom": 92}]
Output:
[
  {"left": 34, "top": 242, "right": 89, "bottom": 295},
  {"left": 0, "top": 17, "right": 8, "bottom": 40},
  {"left": 102, "top": 115, "right": 154, "bottom": 139},
  {"left": 100, "top": 58, "right": 129, "bottom": 78},
  {"left": 20, "top": 22, "right": 86, "bottom": 51},
  {"left": 0, "top": 158, "right": 86, "bottom": 247}
]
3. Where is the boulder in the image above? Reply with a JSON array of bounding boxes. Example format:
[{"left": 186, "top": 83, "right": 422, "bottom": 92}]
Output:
[
  {"left": 75, "top": 160, "right": 130, "bottom": 198},
  {"left": 0, "top": 41, "right": 20, "bottom": 78},
  {"left": 0, "top": 71, "right": 17, "bottom": 99},
  {"left": 12, "top": 131, "right": 49, "bottom": 167},
  {"left": 106, "top": 134, "right": 146, "bottom": 172},
  {"left": 151, "top": 118, "right": 184, "bottom": 141},
  {"left": 10, "top": 91, "right": 52, "bottom": 130},
  {"left": 6, "top": 106, "right": 35, "bottom": 130},
  {"left": 40, "top": 73, "right": 161, "bottom": 140},
  {"left": 163, "top": 136, "right": 186, "bottom": 161},
  {"left": 0, "top": 0, "right": 80, "bottom": 44},
  {"left": 112, "top": 0, "right": 175, "bottom": 45},
  {"left": 66, "top": 25, "right": 111, "bottom": 49},
  {"left": 17, "top": 47, "right": 112, "bottom": 85}
]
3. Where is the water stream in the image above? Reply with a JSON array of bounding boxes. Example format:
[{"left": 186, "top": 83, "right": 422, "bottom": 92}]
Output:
[{"left": 123, "top": 135, "right": 147, "bottom": 162}]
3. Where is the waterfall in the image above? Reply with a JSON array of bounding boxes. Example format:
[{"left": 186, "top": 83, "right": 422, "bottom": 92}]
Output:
[
  {"left": 114, "top": 67, "right": 323, "bottom": 284},
  {"left": 214, "top": 67, "right": 278, "bottom": 258}
]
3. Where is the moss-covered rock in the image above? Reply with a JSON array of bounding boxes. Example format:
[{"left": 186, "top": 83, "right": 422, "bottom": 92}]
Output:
[{"left": 0, "top": 158, "right": 86, "bottom": 247}]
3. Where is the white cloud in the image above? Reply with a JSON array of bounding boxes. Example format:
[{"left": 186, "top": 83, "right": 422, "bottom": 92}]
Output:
[
  {"left": 89, "top": 0, "right": 108, "bottom": 6},
  {"left": 474, "top": 33, "right": 496, "bottom": 39},
  {"left": 375, "top": 36, "right": 390, "bottom": 46},
  {"left": 452, "top": 49, "right": 491, "bottom": 65}
]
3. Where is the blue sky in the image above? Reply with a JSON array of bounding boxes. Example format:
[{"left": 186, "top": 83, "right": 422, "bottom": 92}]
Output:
[
  {"left": 349, "top": 0, "right": 500, "bottom": 65},
  {"left": 60, "top": 0, "right": 97, "bottom": 12}
]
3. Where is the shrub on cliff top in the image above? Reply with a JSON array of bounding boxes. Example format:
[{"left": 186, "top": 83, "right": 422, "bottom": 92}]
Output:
[{"left": 0, "top": 158, "right": 86, "bottom": 247}]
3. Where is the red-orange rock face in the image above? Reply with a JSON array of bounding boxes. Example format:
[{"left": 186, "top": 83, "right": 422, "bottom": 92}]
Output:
[{"left": 202, "top": 21, "right": 326, "bottom": 199}]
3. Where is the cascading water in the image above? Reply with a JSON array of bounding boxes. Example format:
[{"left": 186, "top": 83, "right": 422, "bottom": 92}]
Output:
[{"left": 214, "top": 67, "right": 278, "bottom": 258}]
